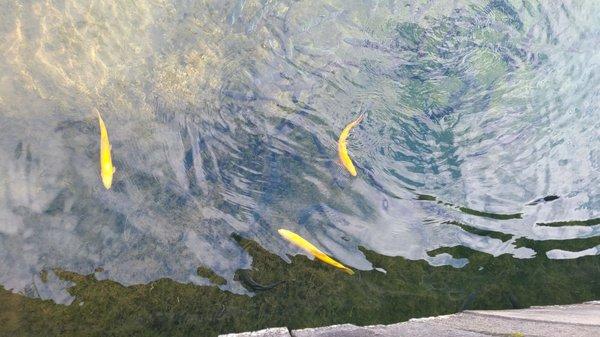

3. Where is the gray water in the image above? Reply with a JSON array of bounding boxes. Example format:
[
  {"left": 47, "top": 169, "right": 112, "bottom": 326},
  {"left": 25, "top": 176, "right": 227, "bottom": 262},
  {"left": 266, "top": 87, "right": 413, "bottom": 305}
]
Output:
[{"left": 0, "top": 0, "right": 599, "bottom": 302}]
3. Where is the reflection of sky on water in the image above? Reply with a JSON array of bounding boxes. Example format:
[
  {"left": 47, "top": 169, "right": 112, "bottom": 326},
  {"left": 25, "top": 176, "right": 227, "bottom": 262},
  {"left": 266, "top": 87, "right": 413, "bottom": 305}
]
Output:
[
  {"left": 0, "top": 0, "right": 598, "bottom": 299},
  {"left": 547, "top": 245, "right": 600, "bottom": 260}
]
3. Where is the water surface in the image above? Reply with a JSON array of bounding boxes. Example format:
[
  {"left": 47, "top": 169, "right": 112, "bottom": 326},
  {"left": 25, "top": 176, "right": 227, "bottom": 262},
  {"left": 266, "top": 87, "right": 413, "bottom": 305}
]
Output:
[{"left": 0, "top": 0, "right": 599, "bottom": 334}]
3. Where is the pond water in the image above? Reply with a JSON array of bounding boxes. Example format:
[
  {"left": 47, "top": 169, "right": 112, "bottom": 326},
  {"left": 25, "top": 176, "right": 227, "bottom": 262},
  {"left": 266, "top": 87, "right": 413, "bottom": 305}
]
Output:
[{"left": 0, "top": 0, "right": 599, "bottom": 335}]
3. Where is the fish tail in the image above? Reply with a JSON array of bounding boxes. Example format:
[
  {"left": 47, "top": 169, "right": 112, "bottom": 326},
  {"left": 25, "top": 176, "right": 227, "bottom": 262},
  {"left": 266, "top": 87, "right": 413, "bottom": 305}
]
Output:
[{"left": 355, "top": 113, "right": 366, "bottom": 125}]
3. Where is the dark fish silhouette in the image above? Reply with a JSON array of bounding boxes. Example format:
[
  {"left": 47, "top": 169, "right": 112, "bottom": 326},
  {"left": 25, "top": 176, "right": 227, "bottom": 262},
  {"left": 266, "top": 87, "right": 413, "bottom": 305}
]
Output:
[
  {"left": 238, "top": 270, "right": 285, "bottom": 292},
  {"left": 526, "top": 195, "right": 559, "bottom": 206}
]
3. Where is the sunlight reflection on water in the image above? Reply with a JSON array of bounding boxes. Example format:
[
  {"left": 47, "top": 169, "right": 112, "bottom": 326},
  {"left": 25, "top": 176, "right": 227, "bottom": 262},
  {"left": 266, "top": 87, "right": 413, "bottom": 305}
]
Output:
[{"left": 0, "top": 0, "right": 598, "bottom": 298}]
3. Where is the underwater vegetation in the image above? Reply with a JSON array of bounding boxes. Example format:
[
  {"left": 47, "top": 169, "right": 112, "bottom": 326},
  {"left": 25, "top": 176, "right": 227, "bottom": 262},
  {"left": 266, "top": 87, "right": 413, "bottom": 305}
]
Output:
[
  {"left": 0, "top": 0, "right": 599, "bottom": 336},
  {"left": 1, "top": 235, "right": 599, "bottom": 337}
]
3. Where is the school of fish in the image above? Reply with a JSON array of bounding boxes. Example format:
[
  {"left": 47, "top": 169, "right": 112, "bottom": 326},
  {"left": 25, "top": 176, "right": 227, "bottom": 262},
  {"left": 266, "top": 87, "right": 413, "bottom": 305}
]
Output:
[
  {"left": 95, "top": 110, "right": 365, "bottom": 275},
  {"left": 278, "top": 115, "right": 363, "bottom": 274}
]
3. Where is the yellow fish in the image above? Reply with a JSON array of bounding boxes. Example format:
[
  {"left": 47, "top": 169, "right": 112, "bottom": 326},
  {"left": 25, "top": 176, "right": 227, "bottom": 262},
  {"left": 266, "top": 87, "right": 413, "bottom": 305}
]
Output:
[
  {"left": 278, "top": 229, "right": 354, "bottom": 275},
  {"left": 96, "top": 109, "right": 116, "bottom": 189},
  {"left": 337, "top": 114, "right": 365, "bottom": 176}
]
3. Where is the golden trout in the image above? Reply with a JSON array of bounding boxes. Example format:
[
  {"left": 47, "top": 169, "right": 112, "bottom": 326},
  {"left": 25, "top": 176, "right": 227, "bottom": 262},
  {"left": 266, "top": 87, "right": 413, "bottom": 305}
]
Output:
[
  {"left": 278, "top": 229, "right": 354, "bottom": 275},
  {"left": 96, "top": 109, "right": 115, "bottom": 189},
  {"left": 337, "top": 114, "right": 365, "bottom": 176}
]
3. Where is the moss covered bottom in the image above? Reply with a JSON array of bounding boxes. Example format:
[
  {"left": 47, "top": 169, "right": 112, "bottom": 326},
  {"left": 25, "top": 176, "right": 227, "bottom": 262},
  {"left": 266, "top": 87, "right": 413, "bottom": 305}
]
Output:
[{"left": 1, "top": 237, "right": 599, "bottom": 337}]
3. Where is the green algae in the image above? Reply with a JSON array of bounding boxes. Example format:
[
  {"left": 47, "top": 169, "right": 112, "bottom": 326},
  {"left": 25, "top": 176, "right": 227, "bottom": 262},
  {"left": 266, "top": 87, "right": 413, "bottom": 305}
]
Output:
[
  {"left": 537, "top": 218, "right": 600, "bottom": 227},
  {"left": 444, "top": 221, "right": 513, "bottom": 242},
  {"left": 0, "top": 1, "right": 598, "bottom": 337},
  {"left": 457, "top": 207, "right": 522, "bottom": 220},
  {"left": 515, "top": 235, "right": 600, "bottom": 255},
  {"left": 1, "top": 236, "right": 598, "bottom": 337},
  {"left": 197, "top": 267, "right": 227, "bottom": 286}
]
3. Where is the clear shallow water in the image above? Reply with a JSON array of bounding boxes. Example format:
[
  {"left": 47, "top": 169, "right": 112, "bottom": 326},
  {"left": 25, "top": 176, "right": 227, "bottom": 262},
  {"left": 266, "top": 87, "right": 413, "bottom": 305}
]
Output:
[{"left": 0, "top": 0, "right": 599, "bottom": 306}]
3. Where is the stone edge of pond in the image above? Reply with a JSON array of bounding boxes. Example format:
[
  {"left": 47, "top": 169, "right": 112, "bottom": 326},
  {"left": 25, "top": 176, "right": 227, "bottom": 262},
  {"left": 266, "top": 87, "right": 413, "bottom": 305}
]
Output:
[{"left": 219, "top": 301, "right": 600, "bottom": 337}]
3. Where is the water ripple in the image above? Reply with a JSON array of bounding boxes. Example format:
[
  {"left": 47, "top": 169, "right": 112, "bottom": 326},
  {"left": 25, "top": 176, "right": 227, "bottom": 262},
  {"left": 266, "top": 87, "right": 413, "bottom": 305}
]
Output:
[{"left": 0, "top": 0, "right": 598, "bottom": 299}]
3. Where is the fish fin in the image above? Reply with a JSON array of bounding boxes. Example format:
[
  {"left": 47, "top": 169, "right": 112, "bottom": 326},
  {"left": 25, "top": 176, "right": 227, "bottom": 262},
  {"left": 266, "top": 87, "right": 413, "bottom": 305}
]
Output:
[{"left": 112, "top": 166, "right": 116, "bottom": 174}]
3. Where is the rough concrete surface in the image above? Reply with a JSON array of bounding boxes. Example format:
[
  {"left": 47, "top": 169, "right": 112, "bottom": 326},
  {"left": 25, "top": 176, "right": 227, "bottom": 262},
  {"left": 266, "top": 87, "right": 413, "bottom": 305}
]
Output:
[
  {"left": 468, "top": 301, "right": 600, "bottom": 325},
  {"left": 219, "top": 327, "right": 291, "bottom": 337},
  {"left": 291, "top": 322, "right": 492, "bottom": 337},
  {"left": 220, "top": 301, "right": 600, "bottom": 337}
]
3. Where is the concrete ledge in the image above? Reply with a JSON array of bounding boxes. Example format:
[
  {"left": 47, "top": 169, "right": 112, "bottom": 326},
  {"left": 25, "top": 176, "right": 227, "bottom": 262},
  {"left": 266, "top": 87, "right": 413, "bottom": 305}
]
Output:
[
  {"left": 220, "top": 302, "right": 600, "bottom": 337},
  {"left": 467, "top": 301, "right": 600, "bottom": 326},
  {"left": 291, "top": 321, "right": 491, "bottom": 337},
  {"left": 220, "top": 327, "right": 291, "bottom": 337}
]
